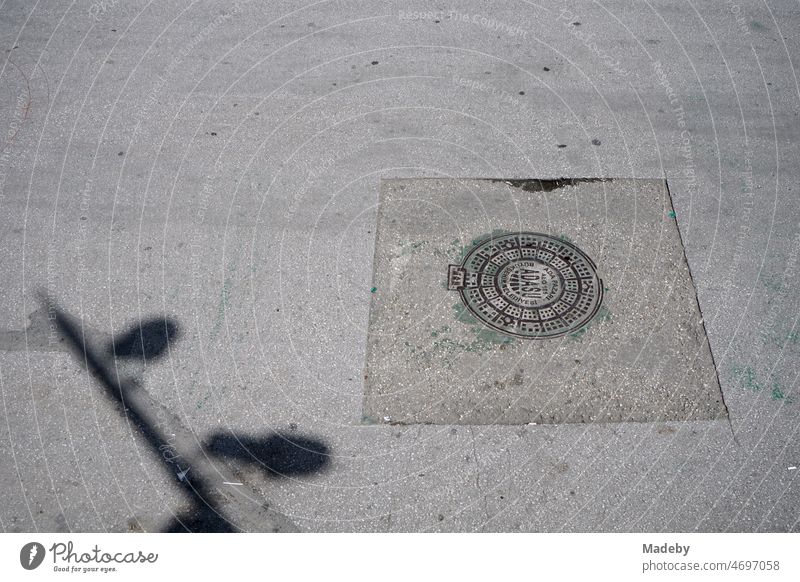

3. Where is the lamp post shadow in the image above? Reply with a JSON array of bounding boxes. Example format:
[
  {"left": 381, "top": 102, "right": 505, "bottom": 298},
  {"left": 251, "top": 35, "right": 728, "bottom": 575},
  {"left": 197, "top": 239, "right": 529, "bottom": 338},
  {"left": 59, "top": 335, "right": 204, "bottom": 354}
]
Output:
[{"left": 40, "top": 292, "right": 330, "bottom": 532}]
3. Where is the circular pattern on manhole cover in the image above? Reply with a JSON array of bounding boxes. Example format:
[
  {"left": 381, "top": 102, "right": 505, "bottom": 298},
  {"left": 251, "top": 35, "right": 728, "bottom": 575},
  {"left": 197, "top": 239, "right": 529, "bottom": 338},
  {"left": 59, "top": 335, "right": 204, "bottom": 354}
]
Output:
[{"left": 447, "top": 233, "right": 603, "bottom": 339}]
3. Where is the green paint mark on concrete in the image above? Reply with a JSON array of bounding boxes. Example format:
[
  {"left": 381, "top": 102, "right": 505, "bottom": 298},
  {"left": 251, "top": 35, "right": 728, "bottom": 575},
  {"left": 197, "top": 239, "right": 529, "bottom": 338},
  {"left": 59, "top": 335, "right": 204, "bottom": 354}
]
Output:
[
  {"left": 557, "top": 233, "right": 574, "bottom": 244},
  {"left": 428, "top": 337, "right": 463, "bottom": 352},
  {"left": 431, "top": 325, "right": 450, "bottom": 337},
  {"left": 185, "top": 379, "right": 198, "bottom": 401},
  {"left": 749, "top": 20, "right": 767, "bottom": 32},
  {"left": 765, "top": 329, "right": 800, "bottom": 349},
  {"left": 731, "top": 365, "right": 761, "bottom": 392},
  {"left": 470, "top": 325, "right": 515, "bottom": 349},
  {"left": 769, "top": 379, "right": 793, "bottom": 403},
  {"left": 189, "top": 379, "right": 216, "bottom": 410},
  {"left": 568, "top": 305, "right": 611, "bottom": 341},
  {"left": 771, "top": 384, "right": 789, "bottom": 401},
  {"left": 403, "top": 340, "right": 418, "bottom": 353},
  {"left": 398, "top": 240, "right": 427, "bottom": 256},
  {"left": 667, "top": 210, "right": 676, "bottom": 218},
  {"left": 196, "top": 389, "right": 214, "bottom": 410},
  {"left": 731, "top": 365, "right": 794, "bottom": 403},
  {"left": 210, "top": 257, "right": 238, "bottom": 340},
  {"left": 453, "top": 302, "right": 480, "bottom": 326},
  {"left": 439, "top": 302, "right": 515, "bottom": 352},
  {"left": 759, "top": 274, "right": 782, "bottom": 292},
  {"left": 370, "top": 286, "right": 377, "bottom": 293},
  {"left": 429, "top": 332, "right": 513, "bottom": 354}
]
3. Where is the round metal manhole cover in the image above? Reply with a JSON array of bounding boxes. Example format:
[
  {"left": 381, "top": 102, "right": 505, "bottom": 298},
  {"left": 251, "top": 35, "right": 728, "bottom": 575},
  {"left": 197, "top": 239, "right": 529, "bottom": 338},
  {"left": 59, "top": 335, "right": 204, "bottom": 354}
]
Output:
[{"left": 447, "top": 233, "right": 603, "bottom": 339}]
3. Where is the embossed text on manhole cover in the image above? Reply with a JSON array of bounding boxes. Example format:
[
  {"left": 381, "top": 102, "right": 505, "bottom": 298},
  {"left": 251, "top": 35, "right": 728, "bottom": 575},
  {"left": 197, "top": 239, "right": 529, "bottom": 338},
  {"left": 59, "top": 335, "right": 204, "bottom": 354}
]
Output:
[
  {"left": 363, "top": 178, "right": 728, "bottom": 425},
  {"left": 448, "top": 232, "right": 603, "bottom": 339}
]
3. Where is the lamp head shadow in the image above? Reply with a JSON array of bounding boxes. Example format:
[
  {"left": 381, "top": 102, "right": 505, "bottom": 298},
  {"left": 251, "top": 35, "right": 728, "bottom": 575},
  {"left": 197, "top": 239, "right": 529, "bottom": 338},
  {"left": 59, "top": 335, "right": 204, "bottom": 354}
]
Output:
[
  {"left": 107, "top": 318, "right": 180, "bottom": 361},
  {"left": 205, "top": 432, "right": 330, "bottom": 479}
]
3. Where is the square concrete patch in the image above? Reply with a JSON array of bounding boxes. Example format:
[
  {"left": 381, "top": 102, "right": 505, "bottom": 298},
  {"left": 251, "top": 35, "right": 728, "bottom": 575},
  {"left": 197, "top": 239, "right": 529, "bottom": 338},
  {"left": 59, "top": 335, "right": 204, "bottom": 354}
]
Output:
[{"left": 363, "top": 178, "right": 728, "bottom": 425}]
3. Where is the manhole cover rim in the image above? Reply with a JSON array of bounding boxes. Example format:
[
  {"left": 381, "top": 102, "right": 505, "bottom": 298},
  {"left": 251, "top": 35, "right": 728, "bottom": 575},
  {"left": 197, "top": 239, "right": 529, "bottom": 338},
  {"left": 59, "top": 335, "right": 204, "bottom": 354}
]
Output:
[{"left": 449, "top": 232, "right": 604, "bottom": 339}]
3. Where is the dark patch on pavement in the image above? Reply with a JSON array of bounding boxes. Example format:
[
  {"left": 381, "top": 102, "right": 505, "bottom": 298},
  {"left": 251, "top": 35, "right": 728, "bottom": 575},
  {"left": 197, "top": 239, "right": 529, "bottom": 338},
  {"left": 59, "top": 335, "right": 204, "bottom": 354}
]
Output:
[
  {"left": 107, "top": 319, "right": 179, "bottom": 360},
  {"left": 489, "top": 177, "right": 610, "bottom": 193},
  {"left": 205, "top": 433, "right": 330, "bottom": 478}
]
